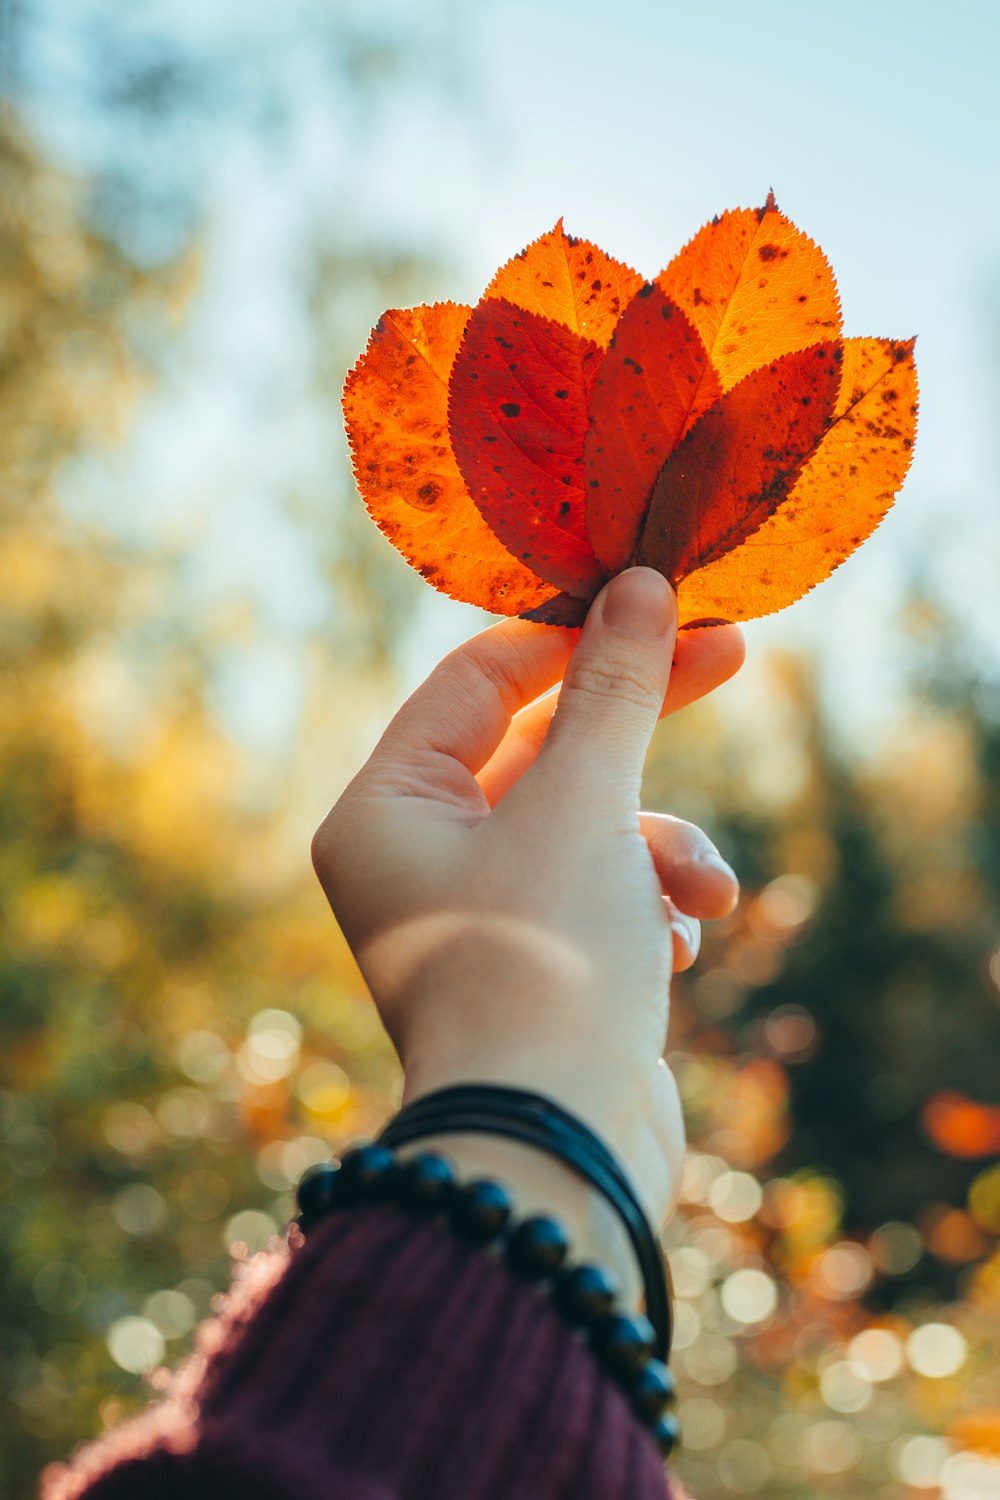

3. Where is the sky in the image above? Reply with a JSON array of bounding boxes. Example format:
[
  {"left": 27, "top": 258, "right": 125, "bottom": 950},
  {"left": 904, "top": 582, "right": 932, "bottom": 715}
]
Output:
[{"left": 26, "top": 0, "right": 1000, "bottom": 757}]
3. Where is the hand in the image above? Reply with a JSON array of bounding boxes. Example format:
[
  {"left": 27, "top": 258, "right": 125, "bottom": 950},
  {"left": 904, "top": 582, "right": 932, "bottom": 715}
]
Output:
[{"left": 312, "top": 569, "right": 742, "bottom": 1281}]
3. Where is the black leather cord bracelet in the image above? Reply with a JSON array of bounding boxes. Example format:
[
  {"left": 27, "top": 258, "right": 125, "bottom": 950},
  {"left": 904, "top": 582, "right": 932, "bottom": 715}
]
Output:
[{"left": 377, "top": 1084, "right": 672, "bottom": 1363}]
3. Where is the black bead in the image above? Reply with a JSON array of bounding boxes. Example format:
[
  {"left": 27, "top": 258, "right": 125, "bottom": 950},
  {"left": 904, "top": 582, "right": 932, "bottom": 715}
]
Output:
[
  {"left": 551, "top": 1262, "right": 621, "bottom": 1328},
  {"left": 504, "top": 1216, "right": 570, "bottom": 1280},
  {"left": 296, "top": 1163, "right": 341, "bottom": 1227},
  {"left": 629, "top": 1358, "right": 677, "bottom": 1422},
  {"left": 448, "top": 1179, "right": 514, "bottom": 1244},
  {"left": 592, "top": 1311, "right": 656, "bottom": 1378},
  {"left": 336, "top": 1143, "right": 398, "bottom": 1204},
  {"left": 395, "top": 1151, "right": 457, "bottom": 1213},
  {"left": 652, "top": 1412, "right": 681, "bottom": 1457}
]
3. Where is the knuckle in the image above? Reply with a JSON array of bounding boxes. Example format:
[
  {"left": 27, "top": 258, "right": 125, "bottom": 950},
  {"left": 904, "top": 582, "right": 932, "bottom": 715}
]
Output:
[
  {"left": 567, "top": 655, "right": 660, "bottom": 713},
  {"left": 310, "top": 812, "right": 337, "bottom": 878}
]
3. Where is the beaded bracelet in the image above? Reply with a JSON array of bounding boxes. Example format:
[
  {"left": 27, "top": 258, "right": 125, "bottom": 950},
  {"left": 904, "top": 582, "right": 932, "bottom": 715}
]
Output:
[
  {"left": 296, "top": 1142, "right": 681, "bottom": 1458},
  {"left": 379, "top": 1083, "right": 673, "bottom": 1363}
]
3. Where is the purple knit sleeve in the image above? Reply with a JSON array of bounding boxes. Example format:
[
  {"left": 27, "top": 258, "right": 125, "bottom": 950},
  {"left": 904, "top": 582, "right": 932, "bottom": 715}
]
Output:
[{"left": 43, "top": 1205, "right": 687, "bottom": 1500}]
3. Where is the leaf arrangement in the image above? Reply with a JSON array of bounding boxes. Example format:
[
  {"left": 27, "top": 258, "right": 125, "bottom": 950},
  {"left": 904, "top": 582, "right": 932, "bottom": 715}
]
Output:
[{"left": 344, "top": 194, "right": 917, "bottom": 626}]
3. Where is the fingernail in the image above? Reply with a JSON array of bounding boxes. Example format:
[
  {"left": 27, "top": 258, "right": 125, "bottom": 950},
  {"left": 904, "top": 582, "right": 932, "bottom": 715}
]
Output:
[
  {"left": 600, "top": 568, "right": 675, "bottom": 640},
  {"left": 670, "top": 911, "right": 701, "bottom": 959},
  {"left": 698, "top": 849, "right": 738, "bottom": 883}
]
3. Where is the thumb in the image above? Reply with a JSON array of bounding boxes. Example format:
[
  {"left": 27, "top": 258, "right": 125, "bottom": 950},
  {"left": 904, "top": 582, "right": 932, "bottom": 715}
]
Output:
[{"left": 540, "top": 567, "right": 678, "bottom": 805}]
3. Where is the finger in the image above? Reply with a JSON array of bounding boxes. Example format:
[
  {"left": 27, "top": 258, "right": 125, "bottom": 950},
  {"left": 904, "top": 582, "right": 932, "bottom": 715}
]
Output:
[
  {"left": 642, "top": 813, "right": 739, "bottom": 920},
  {"left": 371, "top": 616, "right": 578, "bottom": 778},
  {"left": 667, "top": 901, "right": 702, "bottom": 972},
  {"left": 477, "top": 623, "right": 744, "bottom": 805},
  {"left": 534, "top": 569, "right": 678, "bottom": 811}
]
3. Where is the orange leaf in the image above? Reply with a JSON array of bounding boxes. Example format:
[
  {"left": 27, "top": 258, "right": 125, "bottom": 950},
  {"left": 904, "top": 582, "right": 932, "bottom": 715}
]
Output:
[
  {"left": 344, "top": 207, "right": 917, "bottom": 629},
  {"left": 584, "top": 284, "right": 721, "bottom": 574},
  {"left": 636, "top": 343, "right": 843, "bottom": 583},
  {"left": 485, "top": 219, "right": 644, "bottom": 350},
  {"left": 657, "top": 192, "right": 842, "bottom": 392},
  {"left": 675, "top": 338, "right": 917, "bottom": 625},
  {"left": 343, "top": 303, "right": 557, "bottom": 615},
  {"left": 449, "top": 297, "right": 606, "bottom": 596}
]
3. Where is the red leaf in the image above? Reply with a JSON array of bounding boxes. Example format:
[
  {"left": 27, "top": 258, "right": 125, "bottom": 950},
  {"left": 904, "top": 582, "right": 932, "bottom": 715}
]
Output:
[
  {"left": 584, "top": 283, "right": 721, "bottom": 575},
  {"left": 342, "top": 303, "right": 558, "bottom": 614},
  {"left": 675, "top": 337, "right": 917, "bottom": 624},
  {"left": 449, "top": 297, "right": 606, "bottom": 597},
  {"left": 636, "top": 343, "right": 844, "bottom": 584},
  {"left": 345, "top": 207, "right": 917, "bottom": 629}
]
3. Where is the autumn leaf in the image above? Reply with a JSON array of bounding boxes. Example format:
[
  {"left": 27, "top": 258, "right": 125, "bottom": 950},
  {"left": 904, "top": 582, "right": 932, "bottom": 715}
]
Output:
[
  {"left": 343, "top": 197, "right": 917, "bottom": 627},
  {"left": 343, "top": 302, "right": 558, "bottom": 615},
  {"left": 675, "top": 337, "right": 918, "bottom": 624},
  {"left": 584, "top": 283, "right": 721, "bottom": 574},
  {"left": 484, "top": 218, "right": 645, "bottom": 349},
  {"left": 449, "top": 297, "right": 606, "bottom": 596},
  {"left": 656, "top": 191, "right": 842, "bottom": 391}
]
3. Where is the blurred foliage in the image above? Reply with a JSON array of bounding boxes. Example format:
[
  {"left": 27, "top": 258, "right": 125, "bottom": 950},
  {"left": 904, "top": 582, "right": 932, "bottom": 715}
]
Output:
[
  {"left": 2, "top": 7, "right": 1000, "bottom": 1500},
  {"left": 644, "top": 642, "right": 1000, "bottom": 1498}
]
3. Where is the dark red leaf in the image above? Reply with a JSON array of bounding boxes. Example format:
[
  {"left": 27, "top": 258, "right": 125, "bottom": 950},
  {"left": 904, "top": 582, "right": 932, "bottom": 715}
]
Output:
[
  {"left": 449, "top": 296, "right": 606, "bottom": 597},
  {"left": 636, "top": 343, "right": 843, "bottom": 583},
  {"left": 583, "top": 284, "right": 721, "bottom": 575}
]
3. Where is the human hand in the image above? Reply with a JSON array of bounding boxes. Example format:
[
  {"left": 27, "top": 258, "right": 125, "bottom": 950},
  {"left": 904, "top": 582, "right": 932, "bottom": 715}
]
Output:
[{"left": 312, "top": 569, "right": 742, "bottom": 1250}]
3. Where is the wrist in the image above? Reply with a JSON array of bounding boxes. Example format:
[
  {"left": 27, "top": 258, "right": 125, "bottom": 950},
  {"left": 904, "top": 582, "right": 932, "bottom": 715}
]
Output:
[
  {"left": 393, "top": 1132, "right": 643, "bottom": 1309},
  {"left": 400, "top": 1053, "right": 680, "bottom": 1231}
]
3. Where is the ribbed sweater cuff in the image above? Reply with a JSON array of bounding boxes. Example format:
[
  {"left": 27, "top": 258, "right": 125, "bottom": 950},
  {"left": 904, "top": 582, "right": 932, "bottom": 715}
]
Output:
[{"left": 50, "top": 1204, "right": 681, "bottom": 1500}]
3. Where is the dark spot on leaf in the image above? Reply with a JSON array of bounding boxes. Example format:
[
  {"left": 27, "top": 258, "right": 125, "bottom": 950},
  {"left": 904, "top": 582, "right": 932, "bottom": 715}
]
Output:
[
  {"left": 636, "top": 281, "right": 656, "bottom": 298},
  {"left": 591, "top": 279, "right": 602, "bottom": 291},
  {"left": 758, "top": 244, "right": 781, "bottom": 262},
  {"left": 495, "top": 335, "right": 513, "bottom": 350},
  {"left": 555, "top": 389, "right": 569, "bottom": 400},
  {"left": 662, "top": 304, "right": 674, "bottom": 319},
  {"left": 500, "top": 403, "right": 520, "bottom": 418},
  {"left": 414, "top": 482, "right": 440, "bottom": 507},
  {"left": 797, "top": 294, "right": 808, "bottom": 303},
  {"left": 559, "top": 501, "right": 571, "bottom": 517}
]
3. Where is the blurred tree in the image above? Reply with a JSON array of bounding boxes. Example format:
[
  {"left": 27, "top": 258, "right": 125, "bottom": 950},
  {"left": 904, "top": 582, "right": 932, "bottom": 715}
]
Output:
[
  {"left": 4, "top": 5, "right": 999, "bottom": 1497},
  {"left": 645, "top": 646, "right": 1000, "bottom": 1496},
  {"left": 0, "top": 3, "right": 461, "bottom": 1481}
]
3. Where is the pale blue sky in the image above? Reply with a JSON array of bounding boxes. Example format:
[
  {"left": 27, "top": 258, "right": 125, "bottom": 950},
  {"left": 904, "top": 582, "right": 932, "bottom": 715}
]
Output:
[{"left": 36, "top": 0, "right": 1000, "bottom": 753}]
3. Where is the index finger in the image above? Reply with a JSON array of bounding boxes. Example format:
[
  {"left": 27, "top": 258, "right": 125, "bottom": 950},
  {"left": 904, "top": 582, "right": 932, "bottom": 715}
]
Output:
[{"left": 373, "top": 616, "right": 580, "bottom": 776}]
